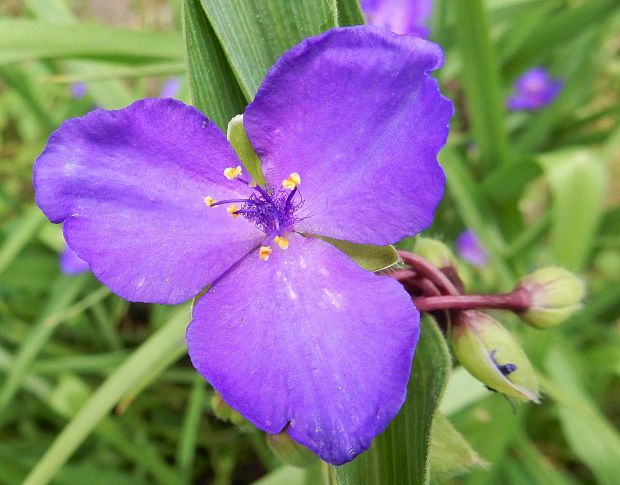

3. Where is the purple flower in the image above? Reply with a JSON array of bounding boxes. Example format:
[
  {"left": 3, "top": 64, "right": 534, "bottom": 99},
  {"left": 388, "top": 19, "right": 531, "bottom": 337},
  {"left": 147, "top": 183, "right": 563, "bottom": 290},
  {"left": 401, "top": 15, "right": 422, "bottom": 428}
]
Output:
[
  {"left": 60, "top": 245, "right": 90, "bottom": 275},
  {"left": 507, "top": 67, "right": 563, "bottom": 111},
  {"left": 456, "top": 230, "right": 488, "bottom": 267},
  {"left": 70, "top": 82, "right": 87, "bottom": 99},
  {"left": 33, "top": 27, "right": 452, "bottom": 464},
  {"left": 362, "top": 0, "right": 432, "bottom": 38},
  {"left": 159, "top": 77, "right": 181, "bottom": 99}
]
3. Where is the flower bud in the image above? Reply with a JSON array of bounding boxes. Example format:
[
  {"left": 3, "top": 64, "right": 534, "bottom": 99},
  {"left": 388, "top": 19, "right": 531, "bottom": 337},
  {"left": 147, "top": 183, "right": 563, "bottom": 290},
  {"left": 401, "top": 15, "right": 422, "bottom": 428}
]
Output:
[
  {"left": 211, "top": 392, "right": 247, "bottom": 427},
  {"left": 518, "top": 267, "right": 585, "bottom": 328},
  {"left": 266, "top": 432, "right": 319, "bottom": 468},
  {"left": 415, "top": 237, "right": 457, "bottom": 270},
  {"left": 451, "top": 311, "right": 539, "bottom": 402}
]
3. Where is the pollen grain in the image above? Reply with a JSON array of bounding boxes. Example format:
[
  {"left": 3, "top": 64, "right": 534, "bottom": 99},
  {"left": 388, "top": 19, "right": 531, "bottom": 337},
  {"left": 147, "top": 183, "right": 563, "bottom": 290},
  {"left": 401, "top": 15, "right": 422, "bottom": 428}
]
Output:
[
  {"left": 224, "top": 166, "right": 242, "bottom": 180},
  {"left": 274, "top": 236, "right": 289, "bottom": 249},
  {"left": 227, "top": 204, "right": 239, "bottom": 219},
  {"left": 282, "top": 172, "right": 301, "bottom": 190},
  {"left": 259, "top": 246, "right": 273, "bottom": 261}
]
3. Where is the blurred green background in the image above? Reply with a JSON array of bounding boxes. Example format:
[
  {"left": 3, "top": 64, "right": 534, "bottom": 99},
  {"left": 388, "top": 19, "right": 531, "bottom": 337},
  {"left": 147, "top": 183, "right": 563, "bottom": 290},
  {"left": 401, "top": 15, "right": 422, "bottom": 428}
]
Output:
[{"left": 1, "top": 0, "right": 619, "bottom": 484}]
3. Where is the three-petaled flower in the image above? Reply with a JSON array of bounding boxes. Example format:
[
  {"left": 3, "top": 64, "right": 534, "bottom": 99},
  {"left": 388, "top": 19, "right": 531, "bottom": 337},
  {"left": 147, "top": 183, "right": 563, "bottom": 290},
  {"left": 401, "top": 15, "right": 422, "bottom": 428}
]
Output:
[
  {"left": 33, "top": 26, "right": 452, "bottom": 464},
  {"left": 507, "top": 67, "right": 563, "bottom": 111}
]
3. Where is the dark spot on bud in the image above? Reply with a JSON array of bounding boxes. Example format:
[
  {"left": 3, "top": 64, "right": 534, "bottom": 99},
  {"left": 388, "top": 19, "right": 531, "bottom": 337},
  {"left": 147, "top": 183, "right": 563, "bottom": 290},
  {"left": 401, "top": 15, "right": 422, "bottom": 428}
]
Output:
[{"left": 490, "top": 349, "right": 517, "bottom": 376}]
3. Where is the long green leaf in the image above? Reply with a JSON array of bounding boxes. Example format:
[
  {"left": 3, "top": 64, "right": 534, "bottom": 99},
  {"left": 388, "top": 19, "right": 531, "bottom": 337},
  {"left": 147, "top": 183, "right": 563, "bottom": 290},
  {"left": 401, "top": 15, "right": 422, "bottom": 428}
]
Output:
[
  {"left": 0, "top": 274, "right": 89, "bottom": 415},
  {"left": 199, "top": 0, "right": 338, "bottom": 99},
  {"left": 503, "top": 0, "right": 619, "bottom": 77},
  {"left": 22, "top": 0, "right": 135, "bottom": 109},
  {"left": 0, "top": 19, "right": 182, "bottom": 64},
  {"left": 335, "top": 0, "right": 365, "bottom": 26},
  {"left": 0, "top": 205, "right": 46, "bottom": 277},
  {"left": 23, "top": 307, "right": 189, "bottom": 485},
  {"left": 455, "top": 0, "right": 511, "bottom": 169},
  {"left": 331, "top": 317, "right": 451, "bottom": 484},
  {"left": 440, "top": 148, "right": 513, "bottom": 288},
  {"left": 539, "top": 149, "right": 606, "bottom": 270},
  {"left": 184, "top": 0, "right": 246, "bottom": 129},
  {"left": 543, "top": 344, "right": 620, "bottom": 485}
]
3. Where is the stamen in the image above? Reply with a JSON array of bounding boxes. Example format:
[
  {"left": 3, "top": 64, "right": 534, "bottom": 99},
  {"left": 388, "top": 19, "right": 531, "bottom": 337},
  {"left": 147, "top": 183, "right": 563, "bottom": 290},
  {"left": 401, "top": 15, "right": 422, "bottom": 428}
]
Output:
[
  {"left": 227, "top": 204, "right": 239, "bottom": 219},
  {"left": 209, "top": 198, "right": 259, "bottom": 208},
  {"left": 284, "top": 187, "right": 297, "bottom": 212},
  {"left": 282, "top": 172, "right": 301, "bottom": 190},
  {"left": 274, "top": 236, "right": 289, "bottom": 249},
  {"left": 204, "top": 196, "right": 216, "bottom": 207},
  {"left": 259, "top": 246, "right": 272, "bottom": 261},
  {"left": 224, "top": 166, "right": 242, "bottom": 180}
]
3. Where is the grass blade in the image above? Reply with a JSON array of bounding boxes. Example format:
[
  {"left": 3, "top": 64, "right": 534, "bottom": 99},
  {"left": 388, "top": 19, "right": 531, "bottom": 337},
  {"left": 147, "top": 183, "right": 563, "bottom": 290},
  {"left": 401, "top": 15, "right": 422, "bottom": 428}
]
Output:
[
  {"left": 23, "top": 307, "right": 189, "bottom": 485},
  {"left": 199, "top": 0, "right": 338, "bottom": 99}
]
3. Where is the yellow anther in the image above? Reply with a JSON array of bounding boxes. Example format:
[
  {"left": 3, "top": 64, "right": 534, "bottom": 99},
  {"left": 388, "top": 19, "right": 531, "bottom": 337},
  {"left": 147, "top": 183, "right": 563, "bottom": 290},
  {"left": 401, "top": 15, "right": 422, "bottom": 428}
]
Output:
[
  {"left": 259, "top": 246, "right": 273, "bottom": 261},
  {"left": 224, "top": 166, "right": 242, "bottom": 180},
  {"left": 204, "top": 196, "right": 216, "bottom": 207},
  {"left": 274, "top": 236, "right": 289, "bottom": 250},
  {"left": 249, "top": 181, "right": 257, "bottom": 188},
  {"left": 227, "top": 204, "right": 239, "bottom": 219},
  {"left": 282, "top": 172, "right": 301, "bottom": 190}
]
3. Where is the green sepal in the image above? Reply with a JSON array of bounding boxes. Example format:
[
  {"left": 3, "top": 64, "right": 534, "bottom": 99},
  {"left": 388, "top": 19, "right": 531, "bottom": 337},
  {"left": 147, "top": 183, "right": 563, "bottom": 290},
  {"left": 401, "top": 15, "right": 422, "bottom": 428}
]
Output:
[
  {"left": 266, "top": 432, "right": 319, "bottom": 468},
  {"left": 226, "top": 114, "right": 266, "bottom": 185},
  {"left": 429, "top": 413, "right": 486, "bottom": 482},
  {"left": 311, "top": 235, "right": 400, "bottom": 272}
]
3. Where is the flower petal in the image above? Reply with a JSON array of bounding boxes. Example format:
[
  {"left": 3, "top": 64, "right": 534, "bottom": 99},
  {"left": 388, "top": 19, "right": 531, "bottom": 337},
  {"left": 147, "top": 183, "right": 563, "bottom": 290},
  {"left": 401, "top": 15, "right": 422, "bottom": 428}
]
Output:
[
  {"left": 34, "top": 99, "right": 264, "bottom": 304},
  {"left": 244, "top": 27, "right": 452, "bottom": 245},
  {"left": 187, "top": 234, "right": 419, "bottom": 464}
]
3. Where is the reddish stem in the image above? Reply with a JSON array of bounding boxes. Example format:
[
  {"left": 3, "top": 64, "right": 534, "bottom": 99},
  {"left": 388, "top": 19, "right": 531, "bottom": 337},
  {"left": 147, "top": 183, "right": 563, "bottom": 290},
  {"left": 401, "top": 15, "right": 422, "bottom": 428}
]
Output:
[
  {"left": 398, "top": 250, "right": 460, "bottom": 296},
  {"left": 416, "top": 277, "right": 442, "bottom": 297},
  {"left": 389, "top": 269, "right": 442, "bottom": 297},
  {"left": 413, "top": 288, "right": 530, "bottom": 313}
]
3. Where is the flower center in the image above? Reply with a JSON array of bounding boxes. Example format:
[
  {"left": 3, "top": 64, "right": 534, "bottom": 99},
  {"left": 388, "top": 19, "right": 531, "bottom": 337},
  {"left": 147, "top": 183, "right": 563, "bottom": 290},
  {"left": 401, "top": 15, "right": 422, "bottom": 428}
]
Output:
[{"left": 204, "top": 167, "right": 303, "bottom": 260}]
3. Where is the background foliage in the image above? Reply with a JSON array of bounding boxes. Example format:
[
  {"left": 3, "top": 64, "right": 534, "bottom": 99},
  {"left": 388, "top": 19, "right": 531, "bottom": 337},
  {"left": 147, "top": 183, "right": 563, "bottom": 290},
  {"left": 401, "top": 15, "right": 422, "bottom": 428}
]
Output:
[{"left": 0, "top": 0, "right": 619, "bottom": 484}]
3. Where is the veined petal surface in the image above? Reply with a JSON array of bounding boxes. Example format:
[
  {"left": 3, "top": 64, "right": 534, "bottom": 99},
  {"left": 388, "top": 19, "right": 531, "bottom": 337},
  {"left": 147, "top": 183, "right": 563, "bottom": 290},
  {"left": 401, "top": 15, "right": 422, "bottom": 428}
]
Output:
[
  {"left": 244, "top": 27, "right": 452, "bottom": 245},
  {"left": 187, "top": 234, "right": 419, "bottom": 464},
  {"left": 34, "top": 99, "right": 264, "bottom": 304}
]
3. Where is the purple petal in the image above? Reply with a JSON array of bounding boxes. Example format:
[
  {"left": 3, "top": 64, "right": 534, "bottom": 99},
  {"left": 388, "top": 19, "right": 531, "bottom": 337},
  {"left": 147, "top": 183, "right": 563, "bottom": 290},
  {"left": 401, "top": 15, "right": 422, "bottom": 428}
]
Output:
[
  {"left": 362, "top": 0, "right": 432, "bottom": 38},
  {"left": 60, "top": 245, "right": 90, "bottom": 275},
  {"left": 507, "top": 67, "right": 563, "bottom": 111},
  {"left": 244, "top": 27, "right": 452, "bottom": 245},
  {"left": 455, "top": 230, "right": 488, "bottom": 267},
  {"left": 34, "top": 98, "right": 264, "bottom": 304},
  {"left": 187, "top": 234, "right": 419, "bottom": 465}
]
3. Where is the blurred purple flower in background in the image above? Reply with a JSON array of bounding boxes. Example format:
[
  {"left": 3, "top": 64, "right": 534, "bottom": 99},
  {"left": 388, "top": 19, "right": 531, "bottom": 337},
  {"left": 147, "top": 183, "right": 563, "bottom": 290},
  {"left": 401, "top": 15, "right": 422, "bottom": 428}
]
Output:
[
  {"left": 159, "top": 77, "right": 181, "bottom": 99},
  {"left": 33, "top": 27, "right": 452, "bottom": 464},
  {"left": 70, "top": 82, "right": 87, "bottom": 99},
  {"left": 456, "top": 230, "right": 488, "bottom": 267},
  {"left": 507, "top": 67, "right": 563, "bottom": 111},
  {"left": 362, "top": 0, "right": 432, "bottom": 38},
  {"left": 60, "top": 245, "right": 89, "bottom": 275}
]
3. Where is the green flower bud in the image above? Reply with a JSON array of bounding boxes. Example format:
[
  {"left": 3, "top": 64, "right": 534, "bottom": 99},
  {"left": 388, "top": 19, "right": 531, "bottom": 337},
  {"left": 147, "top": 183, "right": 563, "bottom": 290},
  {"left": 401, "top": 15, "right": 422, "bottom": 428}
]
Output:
[
  {"left": 266, "top": 432, "right": 319, "bottom": 468},
  {"left": 452, "top": 311, "right": 539, "bottom": 402},
  {"left": 211, "top": 392, "right": 247, "bottom": 427},
  {"left": 415, "top": 237, "right": 457, "bottom": 270},
  {"left": 518, "top": 267, "right": 585, "bottom": 328}
]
